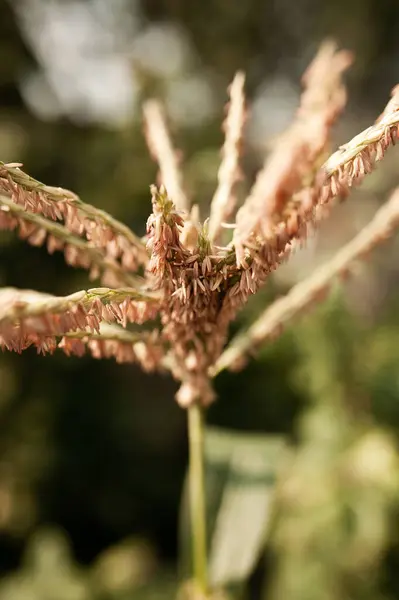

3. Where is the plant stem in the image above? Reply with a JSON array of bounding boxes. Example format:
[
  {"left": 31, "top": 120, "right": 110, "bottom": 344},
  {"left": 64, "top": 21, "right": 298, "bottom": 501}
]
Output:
[{"left": 188, "top": 403, "right": 208, "bottom": 595}]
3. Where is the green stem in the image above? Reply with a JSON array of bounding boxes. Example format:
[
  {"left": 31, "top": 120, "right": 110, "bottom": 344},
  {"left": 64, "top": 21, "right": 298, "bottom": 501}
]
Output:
[{"left": 188, "top": 403, "right": 208, "bottom": 595}]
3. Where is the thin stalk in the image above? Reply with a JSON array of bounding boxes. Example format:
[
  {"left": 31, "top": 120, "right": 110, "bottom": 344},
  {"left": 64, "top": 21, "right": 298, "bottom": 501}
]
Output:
[{"left": 188, "top": 403, "right": 208, "bottom": 595}]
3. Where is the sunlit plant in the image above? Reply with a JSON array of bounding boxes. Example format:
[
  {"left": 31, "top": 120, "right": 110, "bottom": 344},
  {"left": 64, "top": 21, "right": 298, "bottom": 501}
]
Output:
[{"left": 1, "top": 41, "right": 399, "bottom": 597}]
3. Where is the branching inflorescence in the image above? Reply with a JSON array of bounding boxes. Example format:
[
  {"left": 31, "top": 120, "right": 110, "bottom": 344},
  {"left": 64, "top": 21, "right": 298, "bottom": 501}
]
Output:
[{"left": 1, "top": 40, "right": 399, "bottom": 409}]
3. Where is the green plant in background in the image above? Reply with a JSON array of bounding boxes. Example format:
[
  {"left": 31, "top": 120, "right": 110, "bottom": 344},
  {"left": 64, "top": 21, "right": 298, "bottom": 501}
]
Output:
[
  {"left": 1, "top": 41, "right": 399, "bottom": 598},
  {"left": 266, "top": 299, "right": 399, "bottom": 600}
]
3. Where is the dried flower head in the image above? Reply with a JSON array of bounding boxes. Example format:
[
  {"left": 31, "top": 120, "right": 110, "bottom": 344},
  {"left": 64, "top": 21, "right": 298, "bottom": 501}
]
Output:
[{"left": 1, "top": 41, "right": 399, "bottom": 408}]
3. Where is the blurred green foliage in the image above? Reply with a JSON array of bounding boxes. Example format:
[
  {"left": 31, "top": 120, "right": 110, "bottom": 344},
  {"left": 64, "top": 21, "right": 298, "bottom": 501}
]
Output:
[{"left": 1, "top": 0, "right": 399, "bottom": 598}]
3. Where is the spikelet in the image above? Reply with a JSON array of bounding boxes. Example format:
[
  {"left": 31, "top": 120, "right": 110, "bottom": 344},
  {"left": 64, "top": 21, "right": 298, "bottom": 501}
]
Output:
[
  {"left": 0, "top": 286, "right": 161, "bottom": 354},
  {"left": 0, "top": 162, "right": 148, "bottom": 271},
  {"left": 233, "top": 41, "right": 353, "bottom": 265},
  {"left": 143, "top": 101, "right": 189, "bottom": 213},
  {"left": 208, "top": 71, "right": 246, "bottom": 242},
  {"left": 0, "top": 196, "right": 139, "bottom": 287},
  {"left": 214, "top": 187, "right": 399, "bottom": 374},
  {"left": 59, "top": 325, "right": 165, "bottom": 372}
]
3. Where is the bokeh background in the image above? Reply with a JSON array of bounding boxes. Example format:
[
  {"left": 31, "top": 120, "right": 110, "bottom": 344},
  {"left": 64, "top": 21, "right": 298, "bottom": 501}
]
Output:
[{"left": 1, "top": 0, "right": 399, "bottom": 599}]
